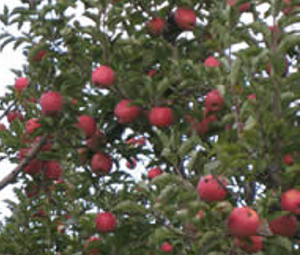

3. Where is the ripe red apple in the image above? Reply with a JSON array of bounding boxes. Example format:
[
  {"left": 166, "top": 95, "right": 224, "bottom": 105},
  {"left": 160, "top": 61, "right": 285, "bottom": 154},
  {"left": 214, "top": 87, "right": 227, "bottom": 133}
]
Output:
[
  {"left": 192, "top": 121, "right": 208, "bottom": 136},
  {"left": 91, "top": 152, "right": 113, "bottom": 174},
  {"left": 205, "top": 89, "right": 224, "bottom": 112},
  {"left": 14, "top": 77, "right": 29, "bottom": 92},
  {"left": 77, "top": 115, "right": 97, "bottom": 138},
  {"left": 247, "top": 94, "right": 256, "bottom": 101},
  {"left": 7, "top": 111, "right": 24, "bottom": 123},
  {"left": 148, "top": 167, "right": 163, "bottom": 180},
  {"left": 0, "top": 123, "right": 6, "bottom": 131},
  {"left": 198, "top": 210, "right": 204, "bottom": 219},
  {"left": 174, "top": 8, "right": 196, "bottom": 30},
  {"left": 44, "top": 161, "right": 63, "bottom": 180},
  {"left": 114, "top": 99, "right": 142, "bottom": 124},
  {"left": 228, "top": 207, "right": 260, "bottom": 237},
  {"left": 239, "top": 3, "right": 251, "bottom": 12},
  {"left": 84, "top": 236, "right": 101, "bottom": 255},
  {"left": 19, "top": 148, "right": 43, "bottom": 175},
  {"left": 26, "top": 118, "right": 41, "bottom": 134},
  {"left": 86, "top": 130, "right": 106, "bottom": 151},
  {"left": 92, "top": 66, "right": 115, "bottom": 87},
  {"left": 235, "top": 236, "right": 263, "bottom": 253},
  {"left": 283, "top": 154, "right": 294, "bottom": 166},
  {"left": 33, "top": 50, "right": 47, "bottom": 61},
  {"left": 281, "top": 189, "right": 300, "bottom": 214},
  {"left": 269, "top": 214, "right": 298, "bottom": 237},
  {"left": 148, "top": 69, "right": 156, "bottom": 77},
  {"left": 160, "top": 242, "right": 174, "bottom": 253},
  {"left": 149, "top": 107, "right": 174, "bottom": 127},
  {"left": 95, "top": 212, "right": 117, "bottom": 232},
  {"left": 40, "top": 91, "right": 63, "bottom": 116},
  {"left": 147, "top": 17, "right": 166, "bottom": 35},
  {"left": 205, "top": 56, "right": 221, "bottom": 67},
  {"left": 197, "top": 175, "right": 227, "bottom": 202}
]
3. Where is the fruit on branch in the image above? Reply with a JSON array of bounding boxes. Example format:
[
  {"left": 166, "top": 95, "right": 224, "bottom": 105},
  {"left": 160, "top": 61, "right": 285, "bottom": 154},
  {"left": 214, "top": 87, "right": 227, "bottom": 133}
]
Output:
[
  {"left": 14, "top": 77, "right": 29, "bottom": 92},
  {"left": 91, "top": 152, "right": 113, "bottom": 174},
  {"left": 84, "top": 236, "right": 101, "bottom": 254},
  {"left": 114, "top": 99, "right": 142, "bottom": 124},
  {"left": 147, "top": 17, "right": 166, "bottom": 35},
  {"left": 126, "top": 158, "right": 137, "bottom": 169},
  {"left": 40, "top": 91, "right": 63, "bottom": 116},
  {"left": 77, "top": 115, "right": 97, "bottom": 138},
  {"left": 86, "top": 130, "right": 106, "bottom": 151},
  {"left": 33, "top": 50, "right": 47, "bottom": 61},
  {"left": 44, "top": 161, "right": 63, "bottom": 180},
  {"left": 95, "top": 212, "right": 117, "bottom": 232},
  {"left": 160, "top": 241, "right": 174, "bottom": 252},
  {"left": 197, "top": 175, "right": 227, "bottom": 202},
  {"left": 149, "top": 107, "right": 174, "bottom": 127},
  {"left": 281, "top": 189, "right": 300, "bottom": 214},
  {"left": 205, "top": 89, "right": 224, "bottom": 112},
  {"left": 228, "top": 207, "right": 260, "bottom": 237},
  {"left": 148, "top": 167, "right": 163, "bottom": 180},
  {"left": 19, "top": 148, "right": 43, "bottom": 175},
  {"left": 269, "top": 214, "right": 298, "bottom": 237},
  {"left": 234, "top": 236, "right": 263, "bottom": 253},
  {"left": 283, "top": 154, "right": 294, "bottom": 166},
  {"left": 26, "top": 118, "right": 41, "bottom": 134},
  {"left": 205, "top": 56, "right": 221, "bottom": 67},
  {"left": 92, "top": 66, "right": 115, "bottom": 87},
  {"left": 7, "top": 111, "right": 24, "bottom": 123},
  {"left": 0, "top": 123, "right": 7, "bottom": 131},
  {"left": 174, "top": 8, "right": 196, "bottom": 31}
]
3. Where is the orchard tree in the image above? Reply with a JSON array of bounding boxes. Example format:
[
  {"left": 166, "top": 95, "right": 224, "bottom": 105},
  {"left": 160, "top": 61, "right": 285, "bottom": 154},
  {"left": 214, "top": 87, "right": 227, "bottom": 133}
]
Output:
[{"left": 0, "top": 0, "right": 299, "bottom": 254}]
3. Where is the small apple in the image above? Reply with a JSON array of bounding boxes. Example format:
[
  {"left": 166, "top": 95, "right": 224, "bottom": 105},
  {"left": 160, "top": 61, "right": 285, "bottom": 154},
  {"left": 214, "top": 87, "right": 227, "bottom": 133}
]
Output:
[
  {"left": 174, "top": 8, "right": 196, "bottom": 30},
  {"left": 283, "top": 154, "right": 294, "bottom": 166},
  {"left": 91, "top": 152, "right": 113, "bottom": 174},
  {"left": 147, "top": 17, "right": 166, "bottom": 35},
  {"left": 14, "top": 77, "right": 29, "bottom": 92},
  {"left": 205, "top": 56, "right": 221, "bottom": 67},
  {"left": 281, "top": 189, "right": 300, "bottom": 214},
  {"left": 197, "top": 175, "right": 227, "bottom": 202},
  {"left": 269, "top": 214, "right": 298, "bottom": 237},
  {"left": 228, "top": 207, "right": 260, "bottom": 237},
  {"left": 95, "top": 212, "right": 117, "bottom": 232},
  {"left": 44, "top": 161, "right": 63, "bottom": 180},
  {"left": 33, "top": 50, "right": 47, "bottom": 61},
  {"left": 0, "top": 123, "right": 6, "bottom": 131},
  {"left": 84, "top": 236, "right": 101, "bottom": 255},
  {"left": 205, "top": 89, "right": 224, "bottom": 112},
  {"left": 40, "top": 91, "right": 63, "bottom": 116},
  {"left": 160, "top": 242, "right": 173, "bottom": 253},
  {"left": 198, "top": 210, "right": 204, "bottom": 219},
  {"left": 114, "top": 99, "right": 142, "bottom": 124},
  {"left": 126, "top": 158, "right": 137, "bottom": 169},
  {"left": 235, "top": 236, "right": 263, "bottom": 253},
  {"left": 92, "top": 66, "right": 115, "bottom": 87},
  {"left": 7, "top": 111, "right": 24, "bottom": 123},
  {"left": 26, "top": 118, "right": 41, "bottom": 134},
  {"left": 148, "top": 167, "right": 163, "bottom": 180},
  {"left": 77, "top": 115, "right": 97, "bottom": 138},
  {"left": 148, "top": 69, "right": 156, "bottom": 77},
  {"left": 239, "top": 3, "right": 251, "bottom": 12},
  {"left": 86, "top": 130, "right": 106, "bottom": 151},
  {"left": 149, "top": 107, "right": 174, "bottom": 127}
]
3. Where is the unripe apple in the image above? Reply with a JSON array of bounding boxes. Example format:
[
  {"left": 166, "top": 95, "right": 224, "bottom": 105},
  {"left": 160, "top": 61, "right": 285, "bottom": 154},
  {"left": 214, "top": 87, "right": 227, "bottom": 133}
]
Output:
[
  {"left": 235, "top": 236, "right": 263, "bottom": 253},
  {"left": 44, "top": 161, "right": 63, "bottom": 180},
  {"left": 26, "top": 118, "right": 41, "bottom": 134},
  {"left": 269, "top": 214, "right": 298, "bottom": 237},
  {"left": 148, "top": 167, "right": 163, "bottom": 180},
  {"left": 92, "top": 66, "right": 115, "bottom": 87},
  {"left": 281, "top": 189, "right": 300, "bottom": 214},
  {"left": 77, "top": 115, "right": 97, "bottom": 138},
  {"left": 205, "top": 89, "right": 224, "bottom": 112},
  {"left": 91, "top": 152, "right": 113, "bottom": 174},
  {"left": 114, "top": 99, "right": 142, "bottom": 124},
  {"left": 7, "top": 111, "right": 24, "bottom": 123},
  {"left": 228, "top": 207, "right": 260, "bottom": 237},
  {"left": 149, "top": 107, "right": 174, "bottom": 127},
  {"left": 160, "top": 242, "right": 173, "bottom": 253},
  {"left": 147, "top": 17, "right": 166, "bottom": 35},
  {"left": 174, "top": 8, "right": 196, "bottom": 31},
  {"left": 205, "top": 56, "right": 221, "bottom": 67},
  {"left": 283, "top": 154, "right": 294, "bottom": 166},
  {"left": 95, "top": 212, "right": 117, "bottom": 232},
  {"left": 197, "top": 175, "right": 227, "bottom": 202},
  {"left": 40, "top": 91, "right": 63, "bottom": 116},
  {"left": 14, "top": 77, "right": 29, "bottom": 92}
]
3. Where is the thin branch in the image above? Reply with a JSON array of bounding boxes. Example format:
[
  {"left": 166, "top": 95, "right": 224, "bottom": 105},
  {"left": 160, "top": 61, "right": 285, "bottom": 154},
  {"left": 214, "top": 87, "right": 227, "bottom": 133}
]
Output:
[
  {"left": 0, "top": 135, "right": 47, "bottom": 191},
  {"left": 0, "top": 100, "right": 17, "bottom": 122}
]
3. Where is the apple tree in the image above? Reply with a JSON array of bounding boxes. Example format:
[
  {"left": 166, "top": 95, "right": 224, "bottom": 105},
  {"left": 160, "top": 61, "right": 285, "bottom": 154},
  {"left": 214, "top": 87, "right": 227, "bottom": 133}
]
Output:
[{"left": 0, "top": 0, "right": 299, "bottom": 254}]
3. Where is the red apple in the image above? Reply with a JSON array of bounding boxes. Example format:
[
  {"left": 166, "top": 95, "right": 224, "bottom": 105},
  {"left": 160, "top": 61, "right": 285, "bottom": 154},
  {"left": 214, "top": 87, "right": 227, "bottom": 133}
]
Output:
[
  {"left": 283, "top": 154, "right": 294, "bottom": 166},
  {"left": 33, "top": 50, "right": 47, "bottom": 61},
  {"left": 44, "top": 161, "right": 63, "bottom": 180},
  {"left": 91, "top": 152, "right": 113, "bottom": 174},
  {"left": 77, "top": 115, "right": 97, "bottom": 138},
  {"left": 147, "top": 17, "right": 166, "bottom": 35},
  {"left": 0, "top": 123, "right": 6, "bottom": 131},
  {"left": 235, "top": 236, "right": 263, "bottom": 253},
  {"left": 126, "top": 158, "right": 137, "bottom": 169},
  {"left": 247, "top": 94, "right": 256, "bottom": 101},
  {"left": 148, "top": 69, "right": 156, "bottom": 77},
  {"left": 174, "top": 8, "right": 196, "bottom": 30},
  {"left": 114, "top": 99, "right": 142, "bottom": 124},
  {"left": 148, "top": 167, "right": 163, "bottom": 180},
  {"left": 26, "top": 118, "right": 41, "bottom": 134},
  {"left": 92, "top": 66, "right": 115, "bottom": 87},
  {"left": 7, "top": 111, "right": 24, "bottom": 123},
  {"left": 84, "top": 236, "right": 101, "bottom": 255},
  {"left": 95, "top": 212, "right": 117, "bottom": 232},
  {"left": 192, "top": 121, "right": 208, "bottom": 136},
  {"left": 160, "top": 242, "right": 174, "bottom": 253},
  {"left": 14, "top": 77, "right": 29, "bottom": 92},
  {"left": 228, "top": 207, "right": 260, "bottom": 237},
  {"left": 198, "top": 210, "right": 204, "bottom": 219},
  {"left": 205, "top": 56, "right": 221, "bottom": 67},
  {"left": 281, "top": 189, "right": 300, "bottom": 214},
  {"left": 40, "top": 91, "right": 63, "bottom": 116},
  {"left": 86, "top": 130, "right": 106, "bottom": 151},
  {"left": 205, "top": 89, "right": 224, "bottom": 112},
  {"left": 149, "top": 107, "right": 174, "bottom": 127},
  {"left": 197, "top": 175, "right": 227, "bottom": 202},
  {"left": 269, "top": 214, "right": 298, "bottom": 237},
  {"left": 239, "top": 3, "right": 251, "bottom": 12}
]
